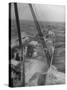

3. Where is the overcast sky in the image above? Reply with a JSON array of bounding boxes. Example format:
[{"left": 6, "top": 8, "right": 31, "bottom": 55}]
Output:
[{"left": 11, "top": 3, "right": 65, "bottom": 22}]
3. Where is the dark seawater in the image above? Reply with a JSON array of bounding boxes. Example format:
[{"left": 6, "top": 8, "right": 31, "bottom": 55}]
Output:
[{"left": 11, "top": 20, "right": 65, "bottom": 73}]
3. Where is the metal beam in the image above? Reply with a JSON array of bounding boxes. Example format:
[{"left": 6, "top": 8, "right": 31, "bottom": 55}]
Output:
[
  {"left": 14, "top": 3, "right": 22, "bottom": 46},
  {"left": 29, "top": 4, "right": 51, "bottom": 66},
  {"left": 14, "top": 3, "right": 25, "bottom": 86}
]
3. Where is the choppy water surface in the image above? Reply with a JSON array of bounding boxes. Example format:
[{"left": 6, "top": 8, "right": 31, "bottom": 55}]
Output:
[{"left": 11, "top": 20, "right": 65, "bottom": 73}]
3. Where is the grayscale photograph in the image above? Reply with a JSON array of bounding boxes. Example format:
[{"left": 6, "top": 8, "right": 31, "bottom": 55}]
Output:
[{"left": 9, "top": 3, "right": 65, "bottom": 87}]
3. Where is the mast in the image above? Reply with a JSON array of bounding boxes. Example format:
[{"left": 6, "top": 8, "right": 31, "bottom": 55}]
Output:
[
  {"left": 29, "top": 4, "right": 51, "bottom": 66},
  {"left": 14, "top": 3, "right": 25, "bottom": 86}
]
